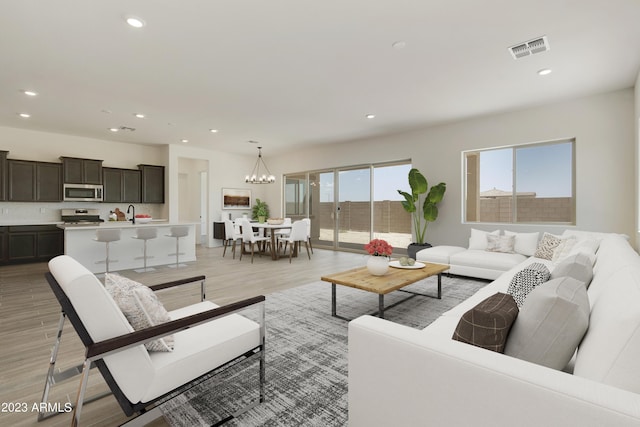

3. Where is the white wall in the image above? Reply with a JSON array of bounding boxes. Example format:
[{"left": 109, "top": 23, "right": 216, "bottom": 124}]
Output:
[
  {"left": 268, "top": 89, "right": 637, "bottom": 248},
  {"left": 167, "top": 144, "right": 261, "bottom": 247}
]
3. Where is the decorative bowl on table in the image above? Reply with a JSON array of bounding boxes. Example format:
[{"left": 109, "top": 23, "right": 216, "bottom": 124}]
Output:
[
  {"left": 135, "top": 216, "right": 153, "bottom": 224},
  {"left": 267, "top": 218, "right": 284, "bottom": 225}
]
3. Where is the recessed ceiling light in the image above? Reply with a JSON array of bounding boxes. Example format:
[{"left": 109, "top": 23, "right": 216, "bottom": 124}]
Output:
[
  {"left": 108, "top": 128, "right": 119, "bottom": 132},
  {"left": 22, "top": 90, "right": 37, "bottom": 96},
  {"left": 181, "top": 139, "right": 189, "bottom": 143},
  {"left": 537, "top": 68, "right": 552, "bottom": 76},
  {"left": 126, "top": 16, "right": 145, "bottom": 28},
  {"left": 366, "top": 114, "right": 376, "bottom": 119},
  {"left": 209, "top": 129, "right": 219, "bottom": 133},
  {"left": 19, "top": 113, "right": 30, "bottom": 118},
  {"left": 134, "top": 113, "right": 145, "bottom": 118}
]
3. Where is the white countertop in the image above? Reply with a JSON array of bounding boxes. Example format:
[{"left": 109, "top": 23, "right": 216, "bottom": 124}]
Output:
[{"left": 57, "top": 220, "right": 199, "bottom": 230}]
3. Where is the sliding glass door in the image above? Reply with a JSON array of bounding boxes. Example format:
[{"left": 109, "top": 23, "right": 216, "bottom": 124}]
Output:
[
  {"left": 284, "top": 161, "right": 411, "bottom": 253},
  {"left": 309, "top": 170, "right": 335, "bottom": 247},
  {"left": 337, "top": 167, "right": 371, "bottom": 250}
]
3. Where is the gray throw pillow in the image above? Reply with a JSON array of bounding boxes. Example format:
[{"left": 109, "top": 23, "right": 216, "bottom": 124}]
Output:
[
  {"left": 452, "top": 293, "right": 519, "bottom": 353},
  {"left": 507, "top": 262, "right": 551, "bottom": 307},
  {"left": 105, "top": 273, "right": 174, "bottom": 352},
  {"left": 550, "top": 252, "right": 594, "bottom": 288},
  {"left": 504, "top": 276, "right": 589, "bottom": 370}
]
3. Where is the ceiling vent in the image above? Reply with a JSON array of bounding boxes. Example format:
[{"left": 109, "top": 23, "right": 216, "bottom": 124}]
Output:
[{"left": 508, "top": 36, "right": 550, "bottom": 59}]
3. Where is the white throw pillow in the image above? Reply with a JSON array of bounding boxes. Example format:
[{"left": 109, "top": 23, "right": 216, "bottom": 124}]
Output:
[
  {"left": 105, "top": 273, "right": 174, "bottom": 352},
  {"left": 486, "top": 234, "right": 515, "bottom": 253},
  {"left": 567, "top": 238, "right": 600, "bottom": 258},
  {"left": 551, "top": 236, "right": 577, "bottom": 262},
  {"left": 504, "top": 231, "right": 540, "bottom": 256},
  {"left": 468, "top": 229, "right": 500, "bottom": 250}
]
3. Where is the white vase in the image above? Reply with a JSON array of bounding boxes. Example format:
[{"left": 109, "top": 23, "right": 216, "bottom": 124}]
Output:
[{"left": 367, "top": 256, "right": 389, "bottom": 276}]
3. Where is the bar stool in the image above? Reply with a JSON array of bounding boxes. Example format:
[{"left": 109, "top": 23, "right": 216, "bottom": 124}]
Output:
[
  {"left": 94, "top": 229, "right": 121, "bottom": 273},
  {"left": 132, "top": 227, "right": 157, "bottom": 273},
  {"left": 166, "top": 226, "right": 189, "bottom": 268}
]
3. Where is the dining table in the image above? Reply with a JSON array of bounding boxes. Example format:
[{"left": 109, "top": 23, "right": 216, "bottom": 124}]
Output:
[{"left": 247, "top": 222, "right": 293, "bottom": 260}]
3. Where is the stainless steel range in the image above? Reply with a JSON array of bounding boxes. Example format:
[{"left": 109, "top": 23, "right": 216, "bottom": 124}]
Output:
[{"left": 60, "top": 208, "right": 104, "bottom": 225}]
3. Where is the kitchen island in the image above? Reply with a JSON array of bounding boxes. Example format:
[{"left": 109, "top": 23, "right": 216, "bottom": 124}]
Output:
[{"left": 58, "top": 221, "right": 198, "bottom": 273}]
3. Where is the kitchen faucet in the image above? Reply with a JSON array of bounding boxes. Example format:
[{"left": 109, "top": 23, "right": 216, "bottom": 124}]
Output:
[{"left": 127, "top": 204, "right": 136, "bottom": 224}]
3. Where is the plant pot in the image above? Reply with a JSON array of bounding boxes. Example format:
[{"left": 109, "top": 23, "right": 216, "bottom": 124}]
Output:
[
  {"left": 407, "top": 242, "right": 432, "bottom": 260},
  {"left": 258, "top": 216, "right": 266, "bottom": 223},
  {"left": 367, "top": 256, "right": 389, "bottom": 276}
]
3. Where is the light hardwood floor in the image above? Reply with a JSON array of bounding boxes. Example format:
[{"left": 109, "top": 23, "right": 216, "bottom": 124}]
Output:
[{"left": 0, "top": 244, "right": 367, "bottom": 427}]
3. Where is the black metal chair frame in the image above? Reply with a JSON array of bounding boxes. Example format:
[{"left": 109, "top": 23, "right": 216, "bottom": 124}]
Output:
[{"left": 39, "top": 273, "right": 266, "bottom": 426}]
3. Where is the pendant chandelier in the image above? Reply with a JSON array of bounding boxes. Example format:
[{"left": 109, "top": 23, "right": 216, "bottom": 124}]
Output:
[{"left": 245, "top": 146, "right": 275, "bottom": 184}]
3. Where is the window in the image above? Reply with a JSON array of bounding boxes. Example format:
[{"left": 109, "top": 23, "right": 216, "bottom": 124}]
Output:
[{"left": 464, "top": 139, "right": 575, "bottom": 224}]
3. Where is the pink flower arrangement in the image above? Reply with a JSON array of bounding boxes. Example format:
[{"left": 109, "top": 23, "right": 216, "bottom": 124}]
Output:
[{"left": 364, "top": 239, "right": 393, "bottom": 257}]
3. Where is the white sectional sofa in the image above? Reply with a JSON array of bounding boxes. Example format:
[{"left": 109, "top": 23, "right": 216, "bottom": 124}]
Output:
[
  {"left": 349, "top": 232, "right": 640, "bottom": 426},
  {"left": 415, "top": 229, "right": 540, "bottom": 280}
]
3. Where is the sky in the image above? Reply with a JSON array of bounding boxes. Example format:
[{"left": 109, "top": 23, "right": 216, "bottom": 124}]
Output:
[
  {"left": 317, "top": 164, "right": 411, "bottom": 202},
  {"left": 479, "top": 142, "right": 572, "bottom": 197}
]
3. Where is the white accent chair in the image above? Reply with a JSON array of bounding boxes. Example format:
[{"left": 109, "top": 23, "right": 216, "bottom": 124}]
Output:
[
  {"left": 132, "top": 227, "right": 157, "bottom": 272},
  {"left": 39, "top": 255, "right": 265, "bottom": 426},
  {"left": 278, "top": 220, "right": 311, "bottom": 263},
  {"left": 223, "top": 219, "right": 242, "bottom": 259},
  {"left": 94, "top": 228, "right": 121, "bottom": 273},
  {"left": 239, "top": 219, "right": 270, "bottom": 263}
]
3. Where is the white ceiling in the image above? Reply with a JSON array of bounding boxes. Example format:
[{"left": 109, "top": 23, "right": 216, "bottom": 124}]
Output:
[{"left": 2, "top": 0, "right": 640, "bottom": 155}]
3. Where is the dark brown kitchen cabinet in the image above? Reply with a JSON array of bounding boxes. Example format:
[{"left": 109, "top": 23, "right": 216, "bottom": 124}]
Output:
[
  {"left": 0, "top": 151, "right": 7, "bottom": 201},
  {"left": 61, "top": 157, "right": 103, "bottom": 184},
  {"left": 5, "top": 225, "right": 63, "bottom": 264},
  {"left": 37, "top": 162, "right": 63, "bottom": 201},
  {"left": 7, "top": 160, "right": 62, "bottom": 202},
  {"left": 8, "top": 160, "right": 35, "bottom": 201},
  {"left": 103, "top": 167, "right": 141, "bottom": 203},
  {"left": 139, "top": 164, "right": 165, "bottom": 203}
]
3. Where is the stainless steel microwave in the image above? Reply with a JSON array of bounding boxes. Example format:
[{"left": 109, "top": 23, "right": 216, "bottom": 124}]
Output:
[{"left": 63, "top": 183, "right": 104, "bottom": 202}]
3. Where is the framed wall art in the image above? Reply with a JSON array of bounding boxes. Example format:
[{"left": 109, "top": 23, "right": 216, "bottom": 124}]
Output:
[{"left": 222, "top": 188, "right": 252, "bottom": 210}]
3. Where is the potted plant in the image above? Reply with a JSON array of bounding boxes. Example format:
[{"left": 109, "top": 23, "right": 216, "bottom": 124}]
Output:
[
  {"left": 397, "top": 168, "right": 446, "bottom": 259},
  {"left": 252, "top": 198, "right": 269, "bottom": 223}
]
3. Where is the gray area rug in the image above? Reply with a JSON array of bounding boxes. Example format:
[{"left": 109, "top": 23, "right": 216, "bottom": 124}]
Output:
[{"left": 160, "top": 274, "right": 487, "bottom": 426}]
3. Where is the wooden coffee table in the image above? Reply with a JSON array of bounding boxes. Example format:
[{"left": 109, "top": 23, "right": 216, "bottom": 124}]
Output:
[{"left": 320, "top": 262, "right": 449, "bottom": 320}]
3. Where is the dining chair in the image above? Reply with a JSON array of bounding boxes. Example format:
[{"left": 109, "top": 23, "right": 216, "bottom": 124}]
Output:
[
  {"left": 273, "top": 218, "right": 292, "bottom": 239},
  {"left": 278, "top": 220, "right": 311, "bottom": 263},
  {"left": 302, "top": 218, "right": 313, "bottom": 254},
  {"left": 223, "top": 218, "right": 242, "bottom": 259},
  {"left": 240, "top": 219, "right": 270, "bottom": 263}
]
